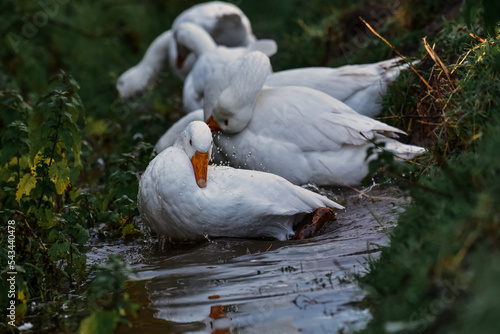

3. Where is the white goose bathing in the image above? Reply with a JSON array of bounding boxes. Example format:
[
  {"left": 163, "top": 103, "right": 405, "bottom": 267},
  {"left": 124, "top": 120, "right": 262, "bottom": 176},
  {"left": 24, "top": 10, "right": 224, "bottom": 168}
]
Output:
[
  {"left": 138, "top": 121, "right": 343, "bottom": 241},
  {"left": 178, "top": 23, "right": 410, "bottom": 116},
  {"left": 205, "top": 51, "right": 426, "bottom": 186},
  {"left": 116, "top": 1, "right": 257, "bottom": 98}
]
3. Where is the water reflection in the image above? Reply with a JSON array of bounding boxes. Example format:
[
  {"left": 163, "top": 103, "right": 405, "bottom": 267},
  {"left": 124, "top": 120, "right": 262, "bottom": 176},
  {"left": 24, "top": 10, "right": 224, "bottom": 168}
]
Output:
[{"left": 122, "top": 186, "right": 405, "bottom": 333}]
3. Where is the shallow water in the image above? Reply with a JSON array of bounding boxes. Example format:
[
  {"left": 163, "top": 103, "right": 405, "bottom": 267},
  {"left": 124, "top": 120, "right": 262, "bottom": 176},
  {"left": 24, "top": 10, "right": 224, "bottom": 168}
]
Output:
[{"left": 111, "top": 185, "right": 406, "bottom": 334}]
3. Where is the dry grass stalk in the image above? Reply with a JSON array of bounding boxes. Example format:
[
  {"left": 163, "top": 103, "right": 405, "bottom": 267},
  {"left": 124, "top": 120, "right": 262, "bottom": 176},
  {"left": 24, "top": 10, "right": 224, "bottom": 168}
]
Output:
[
  {"left": 359, "top": 16, "right": 434, "bottom": 91},
  {"left": 423, "top": 36, "right": 456, "bottom": 90}
]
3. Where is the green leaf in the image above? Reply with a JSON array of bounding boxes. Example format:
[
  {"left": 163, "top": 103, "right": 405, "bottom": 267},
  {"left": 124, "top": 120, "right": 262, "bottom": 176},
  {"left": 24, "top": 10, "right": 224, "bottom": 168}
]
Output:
[
  {"left": 49, "top": 161, "right": 71, "bottom": 195},
  {"left": 34, "top": 208, "right": 57, "bottom": 229},
  {"left": 70, "top": 246, "right": 87, "bottom": 271},
  {"left": 79, "top": 311, "right": 120, "bottom": 334},
  {"left": 121, "top": 223, "right": 140, "bottom": 239},
  {"left": 48, "top": 242, "right": 70, "bottom": 260},
  {"left": 47, "top": 227, "right": 61, "bottom": 243},
  {"left": 0, "top": 166, "right": 14, "bottom": 183},
  {"left": 72, "top": 223, "right": 90, "bottom": 245},
  {"left": 16, "top": 173, "right": 37, "bottom": 202},
  {"left": 1, "top": 121, "right": 31, "bottom": 165}
]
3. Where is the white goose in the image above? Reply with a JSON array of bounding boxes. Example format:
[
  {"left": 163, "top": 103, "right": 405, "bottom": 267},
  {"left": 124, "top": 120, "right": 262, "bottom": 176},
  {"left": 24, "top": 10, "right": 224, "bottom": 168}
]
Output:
[
  {"left": 116, "top": 1, "right": 257, "bottom": 98},
  {"left": 205, "top": 52, "right": 425, "bottom": 186},
  {"left": 138, "top": 121, "right": 343, "bottom": 241},
  {"left": 178, "top": 22, "right": 277, "bottom": 112},
  {"left": 175, "top": 20, "right": 409, "bottom": 117}
]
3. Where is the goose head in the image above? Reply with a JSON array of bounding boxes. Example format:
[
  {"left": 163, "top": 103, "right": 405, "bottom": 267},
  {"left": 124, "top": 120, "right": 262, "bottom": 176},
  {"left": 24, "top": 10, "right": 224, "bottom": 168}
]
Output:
[
  {"left": 116, "top": 65, "right": 147, "bottom": 99},
  {"left": 204, "top": 51, "right": 271, "bottom": 133},
  {"left": 174, "top": 121, "right": 213, "bottom": 188}
]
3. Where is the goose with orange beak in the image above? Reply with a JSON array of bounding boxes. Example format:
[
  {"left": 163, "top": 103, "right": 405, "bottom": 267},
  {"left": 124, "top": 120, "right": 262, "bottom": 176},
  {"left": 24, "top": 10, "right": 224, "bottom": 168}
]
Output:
[
  {"left": 203, "top": 51, "right": 425, "bottom": 186},
  {"left": 138, "top": 121, "right": 343, "bottom": 241}
]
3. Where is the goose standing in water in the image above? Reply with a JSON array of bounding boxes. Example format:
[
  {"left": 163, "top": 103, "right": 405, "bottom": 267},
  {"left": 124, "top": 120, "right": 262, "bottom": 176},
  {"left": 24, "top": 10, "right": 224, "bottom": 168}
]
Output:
[{"left": 138, "top": 121, "right": 343, "bottom": 241}]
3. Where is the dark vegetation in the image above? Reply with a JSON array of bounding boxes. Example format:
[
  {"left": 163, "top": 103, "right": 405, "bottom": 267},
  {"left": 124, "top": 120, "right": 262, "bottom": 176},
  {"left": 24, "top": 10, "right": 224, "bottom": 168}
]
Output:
[{"left": 0, "top": 0, "right": 499, "bottom": 332}]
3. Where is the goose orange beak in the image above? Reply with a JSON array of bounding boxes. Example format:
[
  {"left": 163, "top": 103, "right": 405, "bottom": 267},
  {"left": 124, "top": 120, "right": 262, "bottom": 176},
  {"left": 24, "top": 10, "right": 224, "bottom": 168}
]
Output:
[
  {"left": 206, "top": 115, "right": 222, "bottom": 132},
  {"left": 191, "top": 151, "right": 210, "bottom": 188}
]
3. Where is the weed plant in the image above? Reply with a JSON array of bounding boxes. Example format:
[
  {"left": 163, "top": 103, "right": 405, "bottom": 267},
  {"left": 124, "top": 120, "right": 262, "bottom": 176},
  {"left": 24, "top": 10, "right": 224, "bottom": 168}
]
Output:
[{"left": 357, "top": 16, "right": 500, "bottom": 334}]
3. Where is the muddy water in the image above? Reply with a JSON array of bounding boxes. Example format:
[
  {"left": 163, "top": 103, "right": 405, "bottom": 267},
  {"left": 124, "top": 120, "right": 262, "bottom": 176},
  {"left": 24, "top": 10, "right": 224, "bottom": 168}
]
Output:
[{"left": 112, "top": 185, "right": 406, "bottom": 334}]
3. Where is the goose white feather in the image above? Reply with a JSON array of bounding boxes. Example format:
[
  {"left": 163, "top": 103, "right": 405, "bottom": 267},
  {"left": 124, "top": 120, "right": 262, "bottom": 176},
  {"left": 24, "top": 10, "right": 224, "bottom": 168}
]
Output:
[
  {"left": 264, "top": 59, "right": 410, "bottom": 118},
  {"left": 116, "top": 1, "right": 257, "bottom": 98},
  {"left": 138, "top": 121, "right": 343, "bottom": 241},
  {"left": 205, "top": 52, "right": 426, "bottom": 186}
]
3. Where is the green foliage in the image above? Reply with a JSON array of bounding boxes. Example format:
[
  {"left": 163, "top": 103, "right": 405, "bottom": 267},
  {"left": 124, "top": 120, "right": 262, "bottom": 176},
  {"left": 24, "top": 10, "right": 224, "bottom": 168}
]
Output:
[
  {"left": 79, "top": 255, "right": 139, "bottom": 334},
  {"left": 379, "top": 21, "right": 499, "bottom": 161},
  {"left": 0, "top": 70, "right": 144, "bottom": 330},
  {"left": 358, "top": 115, "right": 500, "bottom": 333},
  {"left": 0, "top": 73, "right": 89, "bottom": 328},
  {"left": 464, "top": 0, "right": 500, "bottom": 35},
  {"left": 357, "top": 30, "right": 500, "bottom": 334}
]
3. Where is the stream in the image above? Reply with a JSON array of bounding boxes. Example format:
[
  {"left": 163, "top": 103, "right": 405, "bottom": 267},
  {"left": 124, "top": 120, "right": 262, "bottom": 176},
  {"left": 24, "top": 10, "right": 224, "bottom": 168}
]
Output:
[{"left": 111, "top": 185, "right": 406, "bottom": 333}]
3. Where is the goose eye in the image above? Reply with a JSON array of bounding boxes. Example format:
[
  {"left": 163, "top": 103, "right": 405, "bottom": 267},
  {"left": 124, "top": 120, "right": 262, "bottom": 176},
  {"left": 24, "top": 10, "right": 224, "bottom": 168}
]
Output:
[
  {"left": 189, "top": 139, "right": 192, "bottom": 146},
  {"left": 224, "top": 120, "right": 228, "bottom": 126}
]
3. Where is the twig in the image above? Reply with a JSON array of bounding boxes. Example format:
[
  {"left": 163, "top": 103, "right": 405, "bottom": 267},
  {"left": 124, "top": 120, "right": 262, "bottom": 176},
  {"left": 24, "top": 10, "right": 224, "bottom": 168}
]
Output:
[
  {"left": 451, "top": 49, "right": 473, "bottom": 74},
  {"left": 359, "top": 16, "right": 434, "bottom": 91},
  {"left": 423, "top": 37, "right": 455, "bottom": 90},
  {"left": 469, "top": 33, "right": 487, "bottom": 43}
]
